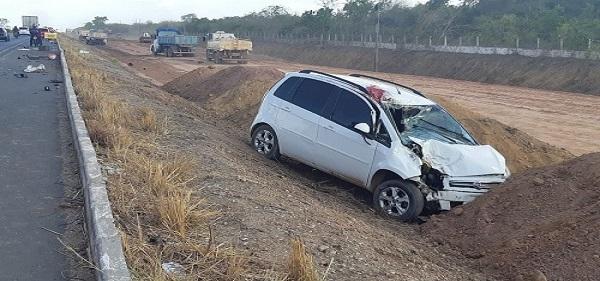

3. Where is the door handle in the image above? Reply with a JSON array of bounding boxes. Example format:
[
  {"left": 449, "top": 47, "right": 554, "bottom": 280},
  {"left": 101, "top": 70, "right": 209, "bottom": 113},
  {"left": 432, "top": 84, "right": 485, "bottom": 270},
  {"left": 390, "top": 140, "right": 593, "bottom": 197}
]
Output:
[
  {"left": 281, "top": 106, "right": 291, "bottom": 112},
  {"left": 324, "top": 125, "right": 335, "bottom": 131}
]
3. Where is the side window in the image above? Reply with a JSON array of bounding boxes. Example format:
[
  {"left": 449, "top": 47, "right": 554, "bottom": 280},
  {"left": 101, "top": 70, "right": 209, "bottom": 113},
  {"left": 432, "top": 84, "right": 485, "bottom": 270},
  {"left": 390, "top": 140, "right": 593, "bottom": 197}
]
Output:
[
  {"left": 331, "top": 90, "right": 373, "bottom": 131},
  {"left": 290, "top": 78, "right": 339, "bottom": 116},
  {"left": 273, "top": 77, "right": 302, "bottom": 102}
]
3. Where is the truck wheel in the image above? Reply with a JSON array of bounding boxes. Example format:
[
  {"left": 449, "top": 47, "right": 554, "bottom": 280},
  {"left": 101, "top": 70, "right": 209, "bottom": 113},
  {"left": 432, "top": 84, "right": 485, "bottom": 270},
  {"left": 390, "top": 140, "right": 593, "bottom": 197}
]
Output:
[
  {"left": 373, "top": 180, "right": 424, "bottom": 222},
  {"left": 251, "top": 125, "right": 280, "bottom": 160},
  {"left": 166, "top": 47, "right": 173, "bottom": 57}
]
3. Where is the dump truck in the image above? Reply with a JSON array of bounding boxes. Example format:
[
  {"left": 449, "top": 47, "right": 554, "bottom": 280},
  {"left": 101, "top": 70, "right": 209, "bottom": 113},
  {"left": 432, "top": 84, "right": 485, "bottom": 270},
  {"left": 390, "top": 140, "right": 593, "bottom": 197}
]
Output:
[
  {"left": 22, "top": 16, "right": 38, "bottom": 28},
  {"left": 86, "top": 30, "right": 108, "bottom": 45},
  {"left": 205, "top": 31, "right": 252, "bottom": 64},
  {"left": 78, "top": 29, "right": 90, "bottom": 41},
  {"left": 150, "top": 28, "right": 199, "bottom": 57},
  {"left": 139, "top": 32, "right": 152, "bottom": 43}
]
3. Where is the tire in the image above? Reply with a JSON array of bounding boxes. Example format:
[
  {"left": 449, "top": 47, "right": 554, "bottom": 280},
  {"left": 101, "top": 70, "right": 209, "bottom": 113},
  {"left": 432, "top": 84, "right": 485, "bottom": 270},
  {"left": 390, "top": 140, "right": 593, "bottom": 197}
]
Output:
[
  {"left": 251, "top": 125, "right": 280, "bottom": 160},
  {"left": 373, "top": 180, "right": 424, "bottom": 222}
]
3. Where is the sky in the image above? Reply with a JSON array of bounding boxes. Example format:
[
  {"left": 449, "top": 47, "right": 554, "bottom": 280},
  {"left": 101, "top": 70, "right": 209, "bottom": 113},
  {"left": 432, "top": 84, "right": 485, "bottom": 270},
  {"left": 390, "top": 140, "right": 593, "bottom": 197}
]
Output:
[{"left": 0, "top": 0, "right": 427, "bottom": 30}]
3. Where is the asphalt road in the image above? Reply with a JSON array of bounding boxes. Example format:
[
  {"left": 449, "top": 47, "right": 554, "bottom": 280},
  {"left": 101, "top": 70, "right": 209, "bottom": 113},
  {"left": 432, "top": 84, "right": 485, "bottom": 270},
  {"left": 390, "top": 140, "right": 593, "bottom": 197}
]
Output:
[{"left": 0, "top": 37, "right": 76, "bottom": 280}]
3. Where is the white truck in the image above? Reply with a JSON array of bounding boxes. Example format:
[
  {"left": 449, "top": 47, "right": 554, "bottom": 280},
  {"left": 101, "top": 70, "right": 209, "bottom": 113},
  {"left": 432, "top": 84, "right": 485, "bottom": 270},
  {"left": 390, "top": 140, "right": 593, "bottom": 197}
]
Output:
[
  {"left": 86, "top": 30, "right": 108, "bottom": 45},
  {"left": 78, "top": 29, "right": 90, "bottom": 41},
  {"left": 205, "top": 31, "right": 252, "bottom": 64},
  {"left": 22, "top": 16, "right": 38, "bottom": 28}
]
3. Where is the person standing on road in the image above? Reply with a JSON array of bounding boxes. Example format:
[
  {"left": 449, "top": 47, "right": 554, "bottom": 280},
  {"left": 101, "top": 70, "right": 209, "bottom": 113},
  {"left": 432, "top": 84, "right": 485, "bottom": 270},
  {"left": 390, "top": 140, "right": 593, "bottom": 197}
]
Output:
[
  {"left": 12, "top": 26, "right": 19, "bottom": 38},
  {"left": 29, "top": 25, "right": 40, "bottom": 47}
]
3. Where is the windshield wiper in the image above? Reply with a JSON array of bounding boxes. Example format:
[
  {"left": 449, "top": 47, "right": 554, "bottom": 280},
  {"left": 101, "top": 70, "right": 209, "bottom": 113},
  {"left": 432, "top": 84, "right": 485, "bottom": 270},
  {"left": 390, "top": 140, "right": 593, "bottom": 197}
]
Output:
[
  {"left": 417, "top": 120, "right": 471, "bottom": 144},
  {"left": 411, "top": 124, "right": 458, "bottom": 144}
]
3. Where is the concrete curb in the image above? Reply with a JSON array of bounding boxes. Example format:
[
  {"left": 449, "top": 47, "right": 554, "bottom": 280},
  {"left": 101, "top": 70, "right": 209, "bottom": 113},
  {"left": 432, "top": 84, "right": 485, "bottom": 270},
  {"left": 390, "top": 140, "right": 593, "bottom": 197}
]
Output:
[{"left": 59, "top": 42, "right": 132, "bottom": 281}]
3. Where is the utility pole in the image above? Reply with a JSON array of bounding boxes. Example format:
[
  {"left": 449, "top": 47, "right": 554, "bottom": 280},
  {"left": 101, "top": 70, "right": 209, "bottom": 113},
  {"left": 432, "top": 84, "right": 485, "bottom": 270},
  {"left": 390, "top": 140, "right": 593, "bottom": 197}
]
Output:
[{"left": 375, "top": 3, "right": 381, "bottom": 72}]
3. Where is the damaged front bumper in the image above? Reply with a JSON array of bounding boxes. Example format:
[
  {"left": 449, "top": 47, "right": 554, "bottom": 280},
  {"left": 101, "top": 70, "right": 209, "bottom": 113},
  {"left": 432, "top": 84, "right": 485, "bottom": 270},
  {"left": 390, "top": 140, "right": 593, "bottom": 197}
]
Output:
[{"left": 424, "top": 175, "right": 506, "bottom": 210}]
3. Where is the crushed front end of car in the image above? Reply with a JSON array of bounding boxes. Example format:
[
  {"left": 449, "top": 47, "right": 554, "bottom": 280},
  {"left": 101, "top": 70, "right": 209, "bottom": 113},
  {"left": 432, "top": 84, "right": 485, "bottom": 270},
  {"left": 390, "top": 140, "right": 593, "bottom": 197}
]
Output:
[{"left": 385, "top": 103, "right": 510, "bottom": 211}]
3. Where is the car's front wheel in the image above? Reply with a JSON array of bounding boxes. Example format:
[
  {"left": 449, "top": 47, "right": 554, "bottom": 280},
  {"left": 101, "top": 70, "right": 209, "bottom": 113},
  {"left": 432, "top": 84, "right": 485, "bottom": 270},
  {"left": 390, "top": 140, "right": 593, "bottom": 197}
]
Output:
[
  {"left": 373, "top": 180, "right": 424, "bottom": 222},
  {"left": 251, "top": 125, "right": 280, "bottom": 160}
]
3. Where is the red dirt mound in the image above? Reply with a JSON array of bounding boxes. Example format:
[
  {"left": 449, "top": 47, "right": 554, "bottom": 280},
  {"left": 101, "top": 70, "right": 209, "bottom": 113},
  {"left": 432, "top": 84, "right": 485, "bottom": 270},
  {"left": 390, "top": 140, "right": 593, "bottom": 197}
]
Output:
[
  {"left": 422, "top": 153, "right": 600, "bottom": 281},
  {"left": 162, "top": 65, "right": 283, "bottom": 125}
]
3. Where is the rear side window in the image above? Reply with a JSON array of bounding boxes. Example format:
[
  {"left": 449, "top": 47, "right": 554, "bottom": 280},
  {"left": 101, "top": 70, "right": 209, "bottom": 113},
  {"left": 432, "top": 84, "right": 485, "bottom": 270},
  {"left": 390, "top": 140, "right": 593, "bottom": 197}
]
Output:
[
  {"left": 273, "top": 77, "right": 302, "bottom": 102},
  {"left": 290, "top": 78, "right": 339, "bottom": 116},
  {"left": 331, "top": 90, "right": 373, "bottom": 131}
]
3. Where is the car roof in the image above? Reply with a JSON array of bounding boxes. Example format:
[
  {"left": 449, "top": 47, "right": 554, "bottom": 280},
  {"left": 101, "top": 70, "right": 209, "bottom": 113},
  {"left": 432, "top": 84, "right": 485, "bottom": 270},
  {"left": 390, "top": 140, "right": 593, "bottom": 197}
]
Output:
[{"left": 292, "top": 71, "right": 435, "bottom": 106}]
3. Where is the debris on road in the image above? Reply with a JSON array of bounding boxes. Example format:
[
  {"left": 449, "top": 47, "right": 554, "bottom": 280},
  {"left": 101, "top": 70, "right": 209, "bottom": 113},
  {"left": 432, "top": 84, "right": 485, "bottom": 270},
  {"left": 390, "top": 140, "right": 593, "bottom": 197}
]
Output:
[
  {"left": 14, "top": 73, "right": 28, "bottom": 78},
  {"left": 24, "top": 64, "right": 46, "bottom": 73},
  {"left": 78, "top": 50, "right": 90, "bottom": 54}
]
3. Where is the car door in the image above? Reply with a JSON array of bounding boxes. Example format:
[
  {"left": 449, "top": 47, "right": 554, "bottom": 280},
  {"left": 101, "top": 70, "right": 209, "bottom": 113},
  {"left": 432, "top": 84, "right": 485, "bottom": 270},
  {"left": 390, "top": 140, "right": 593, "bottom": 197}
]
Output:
[
  {"left": 316, "top": 89, "right": 377, "bottom": 186},
  {"left": 275, "top": 78, "right": 339, "bottom": 165}
]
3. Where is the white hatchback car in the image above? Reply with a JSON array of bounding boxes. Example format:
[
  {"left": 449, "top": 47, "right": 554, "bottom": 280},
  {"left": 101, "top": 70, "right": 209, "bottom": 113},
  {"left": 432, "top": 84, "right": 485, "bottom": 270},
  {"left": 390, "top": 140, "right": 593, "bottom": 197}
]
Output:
[
  {"left": 250, "top": 70, "right": 509, "bottom": 221},
  {"left": 18, "top": 27, "right": 30, "bottom": 36}
]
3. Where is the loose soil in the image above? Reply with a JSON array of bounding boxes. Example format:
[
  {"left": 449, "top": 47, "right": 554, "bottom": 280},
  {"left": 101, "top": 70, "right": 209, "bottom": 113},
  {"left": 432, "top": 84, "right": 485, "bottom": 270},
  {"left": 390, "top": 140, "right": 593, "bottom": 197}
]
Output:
[
  {"left": 101, "top": 39, "right": 600, "bottom": 156},
  {"left": 162, "top": 65, "right": 283, "bottom": 126},
  {"left": 422, "top": 153, "right": 600, "bottom": 281}
]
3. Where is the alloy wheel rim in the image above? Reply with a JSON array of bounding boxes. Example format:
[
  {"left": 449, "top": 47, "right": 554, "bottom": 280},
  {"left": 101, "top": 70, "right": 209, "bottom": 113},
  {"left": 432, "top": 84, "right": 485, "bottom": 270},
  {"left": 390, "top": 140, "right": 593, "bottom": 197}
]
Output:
[
  {"left": 378, "top": 186, "right": 410, "bottom": 216},
  {"left": 254, "top": 130, "right": 274, "bottom": 155}
]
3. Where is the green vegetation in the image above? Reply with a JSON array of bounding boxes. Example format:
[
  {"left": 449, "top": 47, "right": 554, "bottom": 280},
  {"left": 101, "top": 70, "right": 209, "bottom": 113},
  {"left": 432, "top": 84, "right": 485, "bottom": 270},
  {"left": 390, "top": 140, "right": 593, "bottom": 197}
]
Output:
[{"left": 102, "top": 0, "right": 600, "bottom": 50}]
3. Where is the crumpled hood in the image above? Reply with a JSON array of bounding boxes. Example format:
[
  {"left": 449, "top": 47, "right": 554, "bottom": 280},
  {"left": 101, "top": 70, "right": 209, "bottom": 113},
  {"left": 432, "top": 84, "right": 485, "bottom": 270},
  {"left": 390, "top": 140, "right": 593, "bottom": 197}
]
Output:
[{"left": 418, "top": 139, "right": 507, "bottom": 177}]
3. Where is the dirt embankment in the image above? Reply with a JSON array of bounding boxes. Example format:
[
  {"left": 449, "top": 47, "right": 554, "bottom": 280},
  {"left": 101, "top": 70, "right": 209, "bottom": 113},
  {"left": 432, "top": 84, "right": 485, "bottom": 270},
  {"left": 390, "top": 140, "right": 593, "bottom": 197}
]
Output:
[
  {"left": 162, "top": 66, "right": 283, "bottom": 127},
  {"left": 423, "top": 153, "right": 600, "bottom": 281},
  {"left": 255, "top": 41, "right": 600, "bottom": 96},
  {"left": 162, "top": 66, "right": 571, "bottom": 173}
]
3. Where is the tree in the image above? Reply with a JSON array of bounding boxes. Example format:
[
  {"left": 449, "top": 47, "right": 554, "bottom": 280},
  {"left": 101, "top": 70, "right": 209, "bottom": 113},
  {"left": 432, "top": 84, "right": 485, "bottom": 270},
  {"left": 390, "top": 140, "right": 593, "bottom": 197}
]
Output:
[{"left": 91, "top": 16, "right": 108, "bottom": 29}]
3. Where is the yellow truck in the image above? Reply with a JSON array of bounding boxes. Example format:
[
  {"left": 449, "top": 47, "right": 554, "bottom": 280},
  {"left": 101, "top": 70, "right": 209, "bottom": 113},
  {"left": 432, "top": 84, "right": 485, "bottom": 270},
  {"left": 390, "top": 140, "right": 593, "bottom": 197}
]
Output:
[{"left": 205, "top": 31, "right": 252, "bottom": 64}]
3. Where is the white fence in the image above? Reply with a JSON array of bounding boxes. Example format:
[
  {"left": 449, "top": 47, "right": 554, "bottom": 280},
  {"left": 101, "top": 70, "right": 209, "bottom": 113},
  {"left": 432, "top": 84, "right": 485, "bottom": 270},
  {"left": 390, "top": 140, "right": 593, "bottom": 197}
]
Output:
[{"left": 256, "top": 35, "right": 600, "bottom": 60}]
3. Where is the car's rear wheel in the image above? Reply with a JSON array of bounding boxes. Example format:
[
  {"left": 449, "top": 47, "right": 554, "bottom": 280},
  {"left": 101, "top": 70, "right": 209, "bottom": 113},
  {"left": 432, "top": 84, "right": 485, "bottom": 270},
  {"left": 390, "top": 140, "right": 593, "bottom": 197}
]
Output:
[
  {"left": 373, "top": 180, "right": 424, "bottom": 222},
  {"left": 251, "top": 125, "right": 280, "bottom": 160}
]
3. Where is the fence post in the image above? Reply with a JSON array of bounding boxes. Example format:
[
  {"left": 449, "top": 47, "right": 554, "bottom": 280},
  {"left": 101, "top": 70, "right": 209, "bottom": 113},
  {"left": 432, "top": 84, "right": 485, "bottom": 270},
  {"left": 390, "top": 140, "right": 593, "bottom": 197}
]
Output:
[
  {"left": 361, "top": 34, "right": 364, "bottom": 42},
  {"left": 516, "top": 37, "right": 519, "bottom": 49},
  {"left": 391, "top": 35, "right": 394, "bottom": 43},
  {"left": 429, "top": 36, "right": 432, "bottom": 46},
  {"left": 444, "top": 36, "right": 447, "bottom": 46},
  {"left": 403, "top": 35, "right": 407, "bottom": 45},
  {"left": 369, "top": 34, "right": 372, "bottom": 42},
  {"left": 459, "top": 36, "right": 462, "bottom": 46},
  {"left": 416, "top": 36, "right": 419, "bottom": 45},
  {"left": 476, "top": 36, "right": 480, "bottom": 47},
  {"left": 560, "top": 38, "right": 564, "bottom": 50},
  {"left": 537, "top": 38, "right": 540, "bottom": 49},
  {"left": 589, "top": 38, "right": 592, "bottom": 50}
]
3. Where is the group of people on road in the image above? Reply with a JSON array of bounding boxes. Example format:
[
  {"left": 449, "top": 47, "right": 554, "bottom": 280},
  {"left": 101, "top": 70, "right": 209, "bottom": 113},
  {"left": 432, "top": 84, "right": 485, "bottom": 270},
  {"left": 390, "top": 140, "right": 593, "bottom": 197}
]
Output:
[{"left": 11, "top": 25, "right": 43, "bottom": 47}]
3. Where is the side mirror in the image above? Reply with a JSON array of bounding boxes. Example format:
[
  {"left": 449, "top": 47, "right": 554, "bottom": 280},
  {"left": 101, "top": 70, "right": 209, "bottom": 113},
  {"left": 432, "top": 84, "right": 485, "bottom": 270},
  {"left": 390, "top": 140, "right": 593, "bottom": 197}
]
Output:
[{"left": 354, "top": 123, "right": 371, "bottom": 135}]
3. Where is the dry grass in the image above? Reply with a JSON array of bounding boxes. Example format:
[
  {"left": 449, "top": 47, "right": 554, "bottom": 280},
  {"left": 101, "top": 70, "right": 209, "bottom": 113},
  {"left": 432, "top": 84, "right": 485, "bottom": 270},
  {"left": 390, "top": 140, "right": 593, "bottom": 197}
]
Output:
[
  {"left": 288, "top": 239, "right": 320, "bottom": 281},
  {"left": 60, "top": 35, "right": 320, "bottom": 281},
  {"left": 139, "top": 107, "right": 168, "bottom": 134}
]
